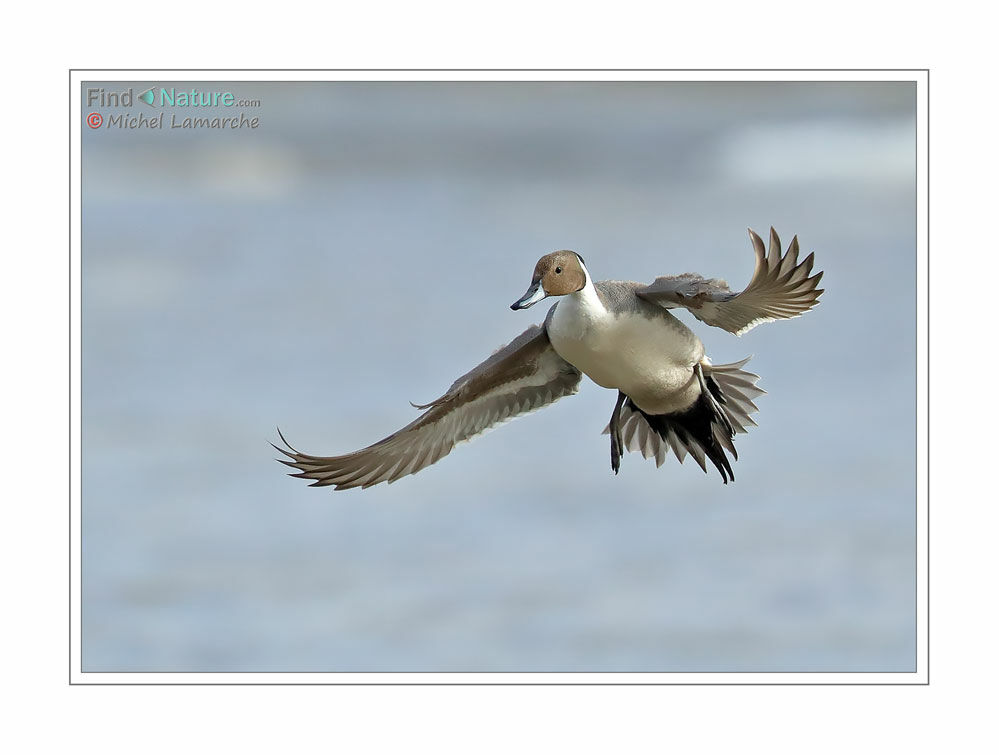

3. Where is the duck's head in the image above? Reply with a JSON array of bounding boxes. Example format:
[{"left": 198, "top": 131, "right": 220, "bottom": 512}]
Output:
[{"left": 510, "top": 250, "right": 587, "bottom": 310}]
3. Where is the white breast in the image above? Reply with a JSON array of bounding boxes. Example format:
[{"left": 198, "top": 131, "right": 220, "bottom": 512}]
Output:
[{"left": 547, "top": 280, "right": 705, "bottom": 414}]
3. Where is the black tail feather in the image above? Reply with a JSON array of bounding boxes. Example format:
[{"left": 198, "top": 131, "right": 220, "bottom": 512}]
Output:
[{"left": 626, "top": 375, "right": 737, "bottom": 484}]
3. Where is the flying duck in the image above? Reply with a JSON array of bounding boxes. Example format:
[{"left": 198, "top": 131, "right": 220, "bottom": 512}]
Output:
[{"left": 276, "top": 227, "right": 823, "bottom": 489}]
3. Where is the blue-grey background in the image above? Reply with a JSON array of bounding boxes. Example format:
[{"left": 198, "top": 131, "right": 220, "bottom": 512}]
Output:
[{"left": 82, "top": 81, "right": 916, "bottom": 672}]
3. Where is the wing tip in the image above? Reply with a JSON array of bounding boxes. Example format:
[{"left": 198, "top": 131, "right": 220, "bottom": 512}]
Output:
[{"left": 273, "top": 426, "right": 300, "bottom": 454}]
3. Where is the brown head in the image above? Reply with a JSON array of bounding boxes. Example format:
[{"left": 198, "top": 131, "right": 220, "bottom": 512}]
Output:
[{"left": 510, "top": 250, "right": 588, "bottom": 310}]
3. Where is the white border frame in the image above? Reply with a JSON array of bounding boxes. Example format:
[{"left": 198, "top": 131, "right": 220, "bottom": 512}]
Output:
[{"left": 70, "top": 69, "right": 928, "bottom": 685}]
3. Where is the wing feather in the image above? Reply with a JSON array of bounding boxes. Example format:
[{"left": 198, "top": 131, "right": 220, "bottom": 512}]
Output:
[
  {"left": 275, "top": 324, "right": 582, "bottom": 490},
  {"left": 635, "top": 227, "right": 824, "bottom": 335}
]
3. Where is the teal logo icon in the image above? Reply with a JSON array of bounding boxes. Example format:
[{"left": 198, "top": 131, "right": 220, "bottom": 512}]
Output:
[{"left": 137, "top": 87, "right": 156, "bottom": 106}]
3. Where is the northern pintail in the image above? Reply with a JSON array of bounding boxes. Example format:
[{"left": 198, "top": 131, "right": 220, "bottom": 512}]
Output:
[{"left": 276, "top": 228, "right": 823, "bottom": 488}]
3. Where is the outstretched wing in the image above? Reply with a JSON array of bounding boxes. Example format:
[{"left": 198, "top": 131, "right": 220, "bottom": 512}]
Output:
[
  {"left": 275, "top": 324, "right": 582, "bottom": 490},
  {"left": 636, "top": 227, "right": 824, "bottom": 335}
]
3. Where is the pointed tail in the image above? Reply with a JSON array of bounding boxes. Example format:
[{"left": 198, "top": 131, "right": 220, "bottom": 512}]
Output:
[{"left": 601, "top": 357, "right": 765, "bottom": 483}]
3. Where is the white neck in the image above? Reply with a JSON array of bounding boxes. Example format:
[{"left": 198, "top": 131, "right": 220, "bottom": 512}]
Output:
[
  {"left": 570, "top": 259, "right": 606, "bottom": 316},
  {"left": 548, "top": 259, "right": 608, "bottom": 342}
]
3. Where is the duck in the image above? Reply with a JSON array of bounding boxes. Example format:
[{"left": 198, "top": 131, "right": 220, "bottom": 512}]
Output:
[{"left": 276, "top": 227, "right": 823, "bottom": 489}]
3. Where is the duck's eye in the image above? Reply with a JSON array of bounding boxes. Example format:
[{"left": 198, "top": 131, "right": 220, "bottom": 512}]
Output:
[{"left": 555, "top": 266, "right": 562, "bottom": 274}]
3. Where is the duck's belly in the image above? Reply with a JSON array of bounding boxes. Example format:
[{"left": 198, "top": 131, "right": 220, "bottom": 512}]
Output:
[{"left": 549, "top": 309, "right": 705, "bottom": 415}]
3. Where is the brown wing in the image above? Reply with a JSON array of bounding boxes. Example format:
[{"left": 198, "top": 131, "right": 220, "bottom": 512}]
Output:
[
  {"left": 275, "top": 324, "right": 582, "bottom": 490},
  {"left": 636, "top": 227, "right": 824, "bottom": 335}
]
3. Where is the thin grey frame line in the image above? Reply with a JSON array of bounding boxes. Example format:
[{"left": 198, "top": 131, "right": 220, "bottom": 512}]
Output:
[
  {"left": 71, "top": 68, "right": 929, "bottom": 72},
  {"left": 70, "top": 70, "right": 929, "bottom": 685}
]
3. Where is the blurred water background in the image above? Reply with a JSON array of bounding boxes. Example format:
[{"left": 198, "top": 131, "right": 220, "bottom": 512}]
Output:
[{"left": 82, "top": 81, "right": 916, "bottom": 672}]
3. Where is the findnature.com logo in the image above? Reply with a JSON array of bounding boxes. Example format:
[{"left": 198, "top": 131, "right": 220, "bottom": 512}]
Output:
[{"left": 85, "top": 86, "right": 262, "bottom": 131}]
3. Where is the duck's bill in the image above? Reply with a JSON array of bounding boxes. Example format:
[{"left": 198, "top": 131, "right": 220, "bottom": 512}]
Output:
[{"left": 511, "top": 281, "right": 547, "bottom": 310}]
